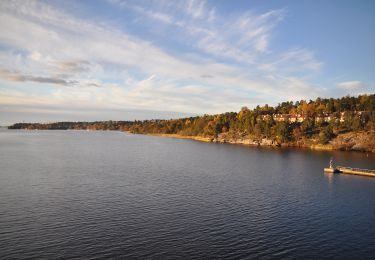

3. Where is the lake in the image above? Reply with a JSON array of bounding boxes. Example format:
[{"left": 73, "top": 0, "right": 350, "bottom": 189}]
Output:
[{"left": 0, "top": 130, "right": 374, "bottom": 259}]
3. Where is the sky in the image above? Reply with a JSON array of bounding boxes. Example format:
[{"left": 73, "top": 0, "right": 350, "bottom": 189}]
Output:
[{"left": 0, "top": 0, "right": 374, "bottom": 125}]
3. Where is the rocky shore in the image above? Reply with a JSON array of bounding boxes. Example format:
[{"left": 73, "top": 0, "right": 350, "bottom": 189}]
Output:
[{"left": 149, "top": 131, "right": 375, "bottom": 153}]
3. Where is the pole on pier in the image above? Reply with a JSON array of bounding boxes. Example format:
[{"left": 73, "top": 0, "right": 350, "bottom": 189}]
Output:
[{"left": 329, "top": 158, "right": 333, "bottom": 169}]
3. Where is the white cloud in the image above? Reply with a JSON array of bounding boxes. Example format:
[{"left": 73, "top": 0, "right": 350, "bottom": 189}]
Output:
[{"left": 337, "top": 81, "right": 363, "bottom": 90}]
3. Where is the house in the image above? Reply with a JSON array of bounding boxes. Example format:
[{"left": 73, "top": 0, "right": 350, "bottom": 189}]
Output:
[
  {"left": 316, "top": 113, "right": 332, "bottom": 123},
  {"left": 288, "top": 114, "right": 305, "bottom": 123},
  {"left": 256, "top": 111, "right": 371, "bottom": 124},
  {"left": 273, "top": 114, "right": 289, "bottom": 122},
  {"left": 296, "top": 114, "right": 305, "bottom": 123},
  {"left": 257, "top": 114, "right": 272, "bottom": 121},
  {"left": 289, "top": 115, "right": 297, "bottom": 123}
]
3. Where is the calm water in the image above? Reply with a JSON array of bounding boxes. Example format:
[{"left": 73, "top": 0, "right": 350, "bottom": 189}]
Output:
[{"left": 0, "top": 130, "right": 375, "bottom": 259}]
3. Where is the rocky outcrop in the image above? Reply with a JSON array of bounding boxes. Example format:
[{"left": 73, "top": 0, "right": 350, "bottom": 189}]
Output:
[
  {"left": 213, "top": 133, "right": 277, "bottom": 147},
  {"left": 329, "top": 131, "right": 375, "bottom": 152}
]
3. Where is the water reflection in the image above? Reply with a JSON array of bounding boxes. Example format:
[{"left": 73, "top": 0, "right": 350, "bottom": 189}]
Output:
[{"left": 325, "top": 171, "right": 334, "bottom": 186}]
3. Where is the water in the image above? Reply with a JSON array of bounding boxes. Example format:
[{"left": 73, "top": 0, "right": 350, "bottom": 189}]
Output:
[{"left": 0, "top": 130, "right": 374, "bottom": 259}]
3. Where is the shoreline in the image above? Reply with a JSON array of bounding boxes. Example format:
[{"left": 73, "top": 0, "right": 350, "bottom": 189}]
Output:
[
  {"left": 145, "top": 133, "right": 213, "bottom": 142},
  {"left": 137, "top": 132, "right": 374, "bottom": 153},
  {"left": 5, "top": 128, "right": 374, "bottom": 153}
]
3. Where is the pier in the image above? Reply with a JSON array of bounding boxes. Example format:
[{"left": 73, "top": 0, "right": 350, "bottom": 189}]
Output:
[{"left": 324, "top": 166, "right": 375, "bottom": 177}]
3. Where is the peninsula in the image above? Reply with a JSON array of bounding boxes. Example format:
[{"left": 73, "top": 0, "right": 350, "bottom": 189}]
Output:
[{"left": 8, "top": 94, "right": 375, "bottom": 153}]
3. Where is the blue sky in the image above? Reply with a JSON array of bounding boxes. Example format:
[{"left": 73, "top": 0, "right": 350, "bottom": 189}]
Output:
[{"left": 0, "top": 0, "right": 374, "bottom": 125}]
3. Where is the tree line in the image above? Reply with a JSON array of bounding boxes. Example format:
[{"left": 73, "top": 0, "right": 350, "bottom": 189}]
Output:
[{"left": 9, "top": 94, "right": 375, "bottom": 144}]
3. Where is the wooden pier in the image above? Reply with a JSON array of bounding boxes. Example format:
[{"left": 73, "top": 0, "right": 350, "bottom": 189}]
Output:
[{"left": 324, "top": 166, "right": 375, "bottom": 177}]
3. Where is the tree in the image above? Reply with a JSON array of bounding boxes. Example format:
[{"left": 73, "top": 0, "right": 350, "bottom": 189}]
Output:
[
  {"left": 254, "top": 123, "right": 262, "bottom": 139},
  {"left": 292, "top": 126, "right": 302, "bottom": 140},
  {"left": 319, "top": 125, "right": 334, "bottom": 144},
  {"left": 273, "top": 121, "right": 289, "bottom": 143},
  {"left": 351, "top": 116, "right": 362, "bottom": 131},
  {"left": 301, "top": 117, "right": 314, "bottom": 136},
  {"left": 342, "top": 112, "right": 354, "bottom": 130},
  {"left": 366, "top": 114, "right": 375, "bottom": 130},
  {"left": 325, "top": 99, "right": 335, "bottom": 113}
]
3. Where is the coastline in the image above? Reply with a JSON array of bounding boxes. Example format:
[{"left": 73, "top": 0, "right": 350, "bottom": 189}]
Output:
[
  {"left": 145, "top": 133, "right": 213, "bottom": 142},
  {"left": 137, "top": 131, "right": 375, "bottom": 153},
  {"left": 6, "top": 94, "right": 375, "bottom": 154},
  {"left": 5, "top": 128, "right": 374, "bottom": 153}
]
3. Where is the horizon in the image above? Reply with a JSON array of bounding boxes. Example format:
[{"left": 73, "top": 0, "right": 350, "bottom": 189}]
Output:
[{"left": 1, "top": 0, "right": 375, "bottom": 125}]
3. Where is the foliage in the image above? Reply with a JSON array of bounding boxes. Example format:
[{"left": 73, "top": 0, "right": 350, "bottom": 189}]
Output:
[{"left": 319, "top": 125, "right": 334, "bottom": 144}]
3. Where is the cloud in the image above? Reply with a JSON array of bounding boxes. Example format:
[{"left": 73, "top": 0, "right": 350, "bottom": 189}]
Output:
[
  {"left": 186, "top": 0, "right": 206, "bottom": 19},
  {"left": 259, "top": 48, "right": 323, "bottom": 75},
  {"left": 0, "top": 1, "right": 289, "bottom": 94},
  {"left": 130, "top": 5, "right": 174, "bottom": 24},
  {"left": 29, "top": 51, "right": 41, "bottom": 61},
  {"left": 56, "top": 60, "right": 91, "bottom": 74},
  {"left": 109, "top": 0, "right": 286, "bottom": 63},
  {"left": 0, "top": 0, "right": 329, "bottom": 124},
  {"left": 337, "top": 81, "right": 363, "bottom": 90},
  {"left": 0, "top": 68, "right": 104, "bottom": 88},
  {"left": 200, "top": 74, "right": 213, "bottom": 78},
  {"left": 0, "top": 102, "right": 193, "bottom": 125},
  {"left": 0, "top": 69, "right": 77, "bottom": 86}
]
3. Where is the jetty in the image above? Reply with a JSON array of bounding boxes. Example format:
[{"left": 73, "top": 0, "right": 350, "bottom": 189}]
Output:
[{"left": 324, "top": 166, "right": 375, "bottom": 177}]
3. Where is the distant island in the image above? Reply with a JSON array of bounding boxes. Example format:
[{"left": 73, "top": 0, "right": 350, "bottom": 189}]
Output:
[{"left": 8, "top": 94, "right": 375, "bottom": 153}]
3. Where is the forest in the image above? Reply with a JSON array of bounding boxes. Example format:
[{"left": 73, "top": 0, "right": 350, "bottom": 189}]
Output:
[{"left": 9, "top": 94, "right": 375, "bottom": 145}]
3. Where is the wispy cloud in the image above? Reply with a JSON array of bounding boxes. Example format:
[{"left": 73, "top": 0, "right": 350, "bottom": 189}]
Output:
[
  {"left": 186, "top": 0, "right": 207, "bottom": 19},
  {"left": 337, "top": 81, "right": 363, "bottom": 90},
  {"left": 0, "top": 69, "right": 78, "bottom": 86},
  {"left": 0, "top": 0, "right": 331, "bottom": 124},
  {"left": 109, "top": 0, "right": 286, "bottom": 63},
  {"left": 259, "top": 48, "right": 323, "bottom": 75}
]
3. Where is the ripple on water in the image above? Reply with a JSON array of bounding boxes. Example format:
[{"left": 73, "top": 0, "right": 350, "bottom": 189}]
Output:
[{"left": 0, "top": 130, "right": 375, "bottom": 259}]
